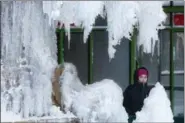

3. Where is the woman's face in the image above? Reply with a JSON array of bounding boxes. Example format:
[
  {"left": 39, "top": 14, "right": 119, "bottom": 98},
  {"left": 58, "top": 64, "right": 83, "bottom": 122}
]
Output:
[{"left": 138, "top": 74, "right": 147, "bottom": 83}]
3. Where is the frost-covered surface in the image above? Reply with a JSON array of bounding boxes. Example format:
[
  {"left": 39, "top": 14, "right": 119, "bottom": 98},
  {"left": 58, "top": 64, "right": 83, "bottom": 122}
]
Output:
[
  {"left": 42, "top": 1, "right": 63, "bottom": 26},
  {"left": 1, "top": 105, "right": 77, "bottom": 122},
  {"left": 1, "top": 1, "right": 58, "bottom": 119},
  {"left": 60, "top": 63, "right": 128, "bottom": 122},
  {"left": 133, "top": 82, "right": 174, "bottom": 122},
  {"left": 45, "top": 1, "right": 166, "bottom": 59}
]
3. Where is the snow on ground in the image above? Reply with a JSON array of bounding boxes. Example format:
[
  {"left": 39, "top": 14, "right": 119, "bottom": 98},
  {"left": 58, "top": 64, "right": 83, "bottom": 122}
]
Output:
[
  {"left": 1, "top": 110, "right": 22, "bottom": 122},
  {"left": 43, "top": 1, "right": 166, "bottom": 59},
  {"left": 1, "top": 104, "right": 77, "bottom": 122},
  {"left": 133, "top": 82, "right": 174, "bottom": 122},
  {"left": 60, "top": 63, "right": 128, "bottom": 122}
]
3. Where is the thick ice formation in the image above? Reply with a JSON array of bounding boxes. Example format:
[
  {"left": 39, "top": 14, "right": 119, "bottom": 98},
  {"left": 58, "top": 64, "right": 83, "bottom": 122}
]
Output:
[
  {"left": 133, "top": 82, "right": 174, "bottom": 122},
  {"left": 46, "top": 1, "right": 166, "bottom": 59},
  {"left": 72, "top": 79, "right": 128, "bottom": 122},
  {"left": 59, "top": 63, "right": 128, "bottom": 122},
  {"left": 137, "top": 1, "right": 166, "bottom": 54},
  {"left": 42, "top": 1, "right": 63, "bottom": 26},
  {"left": 1, "top": 1, "right": 57, "bottom": 118},
  {"left": 53, "top": 1, "right": 104, "bottom": 48},
  {"left": 105, "top": 1, "right": 139, "bottom": 59},
  {"left": 76, "top": 1, "right": 105, "bottom": 44},
  {"left": 60, "top": 63, "right": 84, "bottom": 112}
]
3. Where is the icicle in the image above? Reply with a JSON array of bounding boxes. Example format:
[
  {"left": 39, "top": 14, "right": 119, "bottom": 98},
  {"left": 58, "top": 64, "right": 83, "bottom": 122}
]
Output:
[
  {"left": 54, "top": 1, "right": 104, "bottom": 46},
  {"left": 137, "top": 1, "right": 166, "bottom": 54},
  {"left": 65, "top": 23, "right": 71, "bottom": 49},
  {"left": 76, "top": 1, "right": 104, "bottom": 43},
  {"left": 105, "top": 1, "right": 139, "bottom": 59}
]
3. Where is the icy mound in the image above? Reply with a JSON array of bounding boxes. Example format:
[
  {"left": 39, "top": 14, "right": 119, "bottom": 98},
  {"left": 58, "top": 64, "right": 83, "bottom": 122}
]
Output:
[
  {"left": 133, "top": 82, "right": 174, "bottom": 122},
  {"left": 72, "top": 79, "right": 128, "bottom": 122},
  {"left": 60, "top": 63, "right": 128, "bottom": 122},
  {"left": 60, "top": 63, "right": 85, "bottom": 112}
]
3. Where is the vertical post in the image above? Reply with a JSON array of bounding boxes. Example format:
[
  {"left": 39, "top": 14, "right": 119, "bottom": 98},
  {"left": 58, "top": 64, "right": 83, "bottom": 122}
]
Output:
[
  {"left": 158, "top": 31, "right": 162, "bottom": 82},
  {"left": 0, "top": 1, "right": 1, "bottom": 52},
  {"left": 0, "top": 1, "right": 2, "bottom": 45},
  {"left": 56, "top": 28, "right": 60, "bottom": 64},
  {"left": 169, "top": 1, "right": 174, "bottom": 113},
  {"left": 56, "top": 28, "right": 64, "bottom": 64},
  {"left": 56, "top": 29, "right": 64, "bottom": 64},
  {"left": 170, "top": 29, "right": 174, "bottom": 112},
  {"left": 137, "top": 46, "right": 143, "bottom": 68},
  {"left": 88, "top": 32, "right": 93, "bottom": 84},
  {"left": 130, "top": 28, "right": 137, "bottom": 85}
]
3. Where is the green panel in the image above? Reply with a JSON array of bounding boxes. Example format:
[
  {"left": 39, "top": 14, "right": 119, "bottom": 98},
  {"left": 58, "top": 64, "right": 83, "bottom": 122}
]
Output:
[
  {"left": 60, "top": 28, "right": 83, "bottom": 32},
  {"left": 92, "top": 28, "right": 107, "bottom": 31},
  {"left": 163, "top": 6, "right": 184, "bottom": 13},
  {"left": 164, "top": 28, "right": 184, "bottom": 32},
  {"left": 56, "top": 28, "right": 64, "bottom": 64},
  {"left": 70, "top": 28, "right": 83, "bottom": 32}
]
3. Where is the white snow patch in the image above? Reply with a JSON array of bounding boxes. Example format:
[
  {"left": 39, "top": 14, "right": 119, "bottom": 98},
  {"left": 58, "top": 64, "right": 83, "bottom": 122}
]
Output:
[
  {"left": 133, "top": 82, "right": 174, "bottom": 122},
  {"left": 60, "top": 62, "right": 128, "bottom": 122}
]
